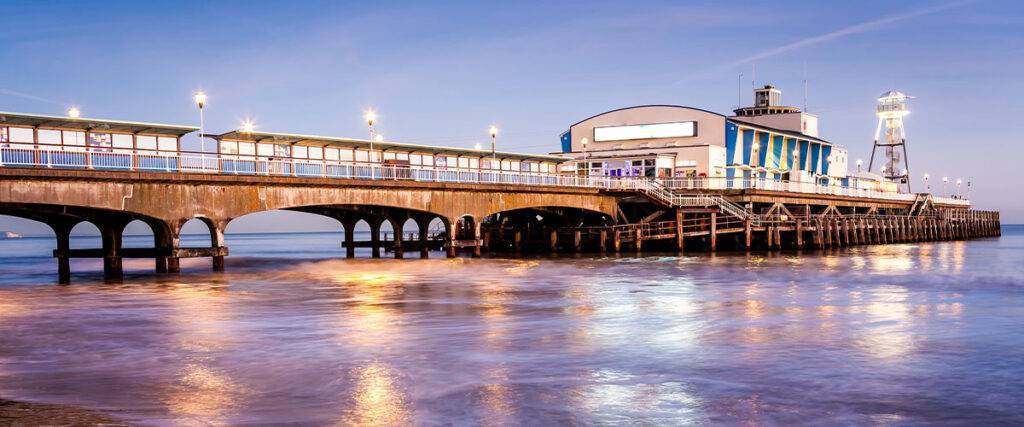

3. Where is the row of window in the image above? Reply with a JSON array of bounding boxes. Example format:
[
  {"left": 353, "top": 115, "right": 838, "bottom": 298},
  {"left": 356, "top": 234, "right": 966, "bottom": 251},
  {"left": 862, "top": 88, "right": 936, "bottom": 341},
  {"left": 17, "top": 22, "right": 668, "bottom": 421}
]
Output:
[
  {"left": 0, "top": 126, "right": 178, "bottom": 153},
  {"left": 218, "top": 140, "right": 555, "bottom": 172}
]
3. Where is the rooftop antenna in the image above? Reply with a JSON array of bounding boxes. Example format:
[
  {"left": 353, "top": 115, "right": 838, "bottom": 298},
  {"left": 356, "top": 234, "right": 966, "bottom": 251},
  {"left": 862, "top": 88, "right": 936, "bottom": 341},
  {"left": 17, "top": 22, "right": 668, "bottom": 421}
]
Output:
[
  {"left": 802, "top": 61, "right": 808, "bottom": 112},
  {"left": 737, "top": 72, "right": 744, "bottom": 108},
  {"left": 751, "top": 63, "right": 757, "bottom": 104}
]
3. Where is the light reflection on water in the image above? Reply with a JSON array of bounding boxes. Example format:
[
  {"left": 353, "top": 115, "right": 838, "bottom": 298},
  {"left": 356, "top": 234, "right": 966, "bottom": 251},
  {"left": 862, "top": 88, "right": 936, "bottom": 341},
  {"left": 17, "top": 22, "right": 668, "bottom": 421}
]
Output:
[{"left": 0, "top": 228, "right": 1021, "bottom": 424}]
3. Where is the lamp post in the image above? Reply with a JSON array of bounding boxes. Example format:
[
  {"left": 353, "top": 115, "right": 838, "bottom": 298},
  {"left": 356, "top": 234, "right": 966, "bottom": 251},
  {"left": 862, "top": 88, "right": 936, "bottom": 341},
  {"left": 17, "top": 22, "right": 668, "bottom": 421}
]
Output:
[
  {"left": 942, "top": 176, "right": 949, "bottom": 196},
  {"left": 856, "top": 159, "right": 863, "bottom": 173},
  {"left": 923, "top": 173, "right": 930, "bottom": 192},
  {"left": 364, "top": 110, "right": 377, "bottom": 164},
  {"left": 240, "top": 119, "right": 254, "bottom": 133},
  {"left": 489, "top": 125, "right": 498, "bottom": 165},
  {"left": 956, "top": 178, "right": 962, "bottom": 198},
  {"left": 193, "top": 91, "right": 207, "bottom": 170}
]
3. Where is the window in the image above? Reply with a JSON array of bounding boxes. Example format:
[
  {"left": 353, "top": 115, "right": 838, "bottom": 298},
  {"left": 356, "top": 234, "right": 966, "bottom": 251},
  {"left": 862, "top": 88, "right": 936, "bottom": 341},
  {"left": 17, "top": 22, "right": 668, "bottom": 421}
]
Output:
[
  {"left": 325, "top": 147, "right": 339, "bottom": 161},
  {"left": 238, "top": 142, "right": 255, "bottom": 156},
  {"left": 308, "top": 146, "right": 322, "bottom": 160},
  {"left": 88, "top": 133, "right": 113, "bottom": 152},
  {"left": 410, "top": 154, "right": 422, "bottom": 165},
  {"left": 9, "top": 127, "right": 33, "bottom": 143},
  {"left": 446, "top": 157, "right": 457, "bottom": 168},
  {"left": 293, "top": 146, "right": 308, "bottom": 159},
  {"left": 275, "top": 144, "right": 291, "bottom": 158},
  {"left": 520, "top": 162, "right": 532, "bottom": 172},
  {"left": 0, "top": 127, "right": 6, "bottom": 143},
  {"left": 383, "top": 152, "right": 396, "bottom": 161},
  {"left": 434, "top": 155, "right": 447, "bottom": 167},
  {"left": 257, "top": 143, "right": 273, "bottom": 157},
  {"left": 457, "top": 157, "right": 469, "bottom": 168},
  {"left": 355, "top": 149, "right": 368, "bottom": 162},
  {"left": 38, "top": 129, "right": 61, "bottom": 145},
  {"left": 157, "top": 137, "right": 177, "bottom": 152},
  {"left": 340, "top": 149, "right": 353, "bottom": 161},
  {"left": 220, "top": 140, "right": 238, "bottom": 155},
  {"left": 137, "top": 135, "right": 157, "bottom": 151},
  {"left": 63, "top": 131, "right": 85, "bottom": 147},
  {"left": 112, "top": 134, "right": 133, "bottom": 149},
  {"left": 469, "top": 158, "right": 479, "bottom": 168}
]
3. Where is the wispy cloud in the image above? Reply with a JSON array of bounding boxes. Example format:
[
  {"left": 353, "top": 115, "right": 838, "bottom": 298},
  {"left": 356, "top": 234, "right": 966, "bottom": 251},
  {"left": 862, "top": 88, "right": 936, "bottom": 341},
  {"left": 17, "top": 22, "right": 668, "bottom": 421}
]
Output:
[
  {"left": 674, "top": 0, "right": 977, "bottom": 84},
  {"left": 0, "top": 88, "right": 63, "bottom": 106}
]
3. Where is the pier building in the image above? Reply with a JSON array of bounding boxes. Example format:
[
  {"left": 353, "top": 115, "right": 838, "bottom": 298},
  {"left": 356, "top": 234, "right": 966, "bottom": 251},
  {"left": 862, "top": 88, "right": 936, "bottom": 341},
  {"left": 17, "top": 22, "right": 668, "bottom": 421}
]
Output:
[
  {"left": 0, "top": 92, "right": 1000, "bottom": 283},
  {"left": 557, "top": 85, "right": 847, "bottom": 185}
]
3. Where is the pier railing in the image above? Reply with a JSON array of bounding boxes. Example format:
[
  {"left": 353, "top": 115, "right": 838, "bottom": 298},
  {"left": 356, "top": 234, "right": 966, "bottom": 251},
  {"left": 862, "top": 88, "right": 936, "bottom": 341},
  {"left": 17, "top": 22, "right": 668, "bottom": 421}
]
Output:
[{"left": 0, "top": 146, "right": 968, "bottom": 207}]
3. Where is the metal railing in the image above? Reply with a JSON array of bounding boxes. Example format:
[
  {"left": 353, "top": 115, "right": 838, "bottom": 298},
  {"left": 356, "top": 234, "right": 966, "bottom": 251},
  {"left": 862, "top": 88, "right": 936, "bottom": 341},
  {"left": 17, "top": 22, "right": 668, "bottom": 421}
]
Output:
[{"left": 0, "top": 146, "right": 969, "bottom": 207}]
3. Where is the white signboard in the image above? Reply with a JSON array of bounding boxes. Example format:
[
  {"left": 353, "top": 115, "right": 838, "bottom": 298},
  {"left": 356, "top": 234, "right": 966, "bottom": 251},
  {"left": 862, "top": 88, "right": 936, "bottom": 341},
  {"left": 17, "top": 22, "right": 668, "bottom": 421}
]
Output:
[{"left": 593, "top": 121, "right": 696, "bottom": 142}]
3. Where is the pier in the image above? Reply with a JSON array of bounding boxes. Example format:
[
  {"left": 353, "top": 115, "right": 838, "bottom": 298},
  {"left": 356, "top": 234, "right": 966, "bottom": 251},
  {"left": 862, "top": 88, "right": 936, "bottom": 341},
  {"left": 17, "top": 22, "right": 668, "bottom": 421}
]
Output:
[{"left": 0, "top": 110, "right": 1000, "bottom": 283}]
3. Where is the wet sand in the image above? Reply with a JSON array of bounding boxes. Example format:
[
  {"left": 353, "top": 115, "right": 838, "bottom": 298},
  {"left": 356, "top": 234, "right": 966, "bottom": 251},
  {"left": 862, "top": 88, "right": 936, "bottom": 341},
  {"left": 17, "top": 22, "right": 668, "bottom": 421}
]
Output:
[{"left": 0, "top": 399, "right": 124, "bottom": 426}]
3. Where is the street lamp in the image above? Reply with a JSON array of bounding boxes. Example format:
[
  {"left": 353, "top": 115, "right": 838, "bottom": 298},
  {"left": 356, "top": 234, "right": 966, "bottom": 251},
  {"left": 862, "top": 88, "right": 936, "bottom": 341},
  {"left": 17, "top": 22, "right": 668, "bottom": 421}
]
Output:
[
  {"left": 942, "top": 176, "right": 949, "bottom": 196},
  {"left": 489, "top": 125, "right": 498, "bottom": 164},
  {"left": 193, "top": 91, "right": 207, "bottom": 154},
  {"left": 240, "top": 119, "right": 255, "bottom": 133},
  {"left": 856, "top": 159, "right": 863, "bottom": 173},
  {"left": 581, "top": 137, "right": 589, "bottom": 159},
  {"left": 67, "top": 106, "right": 81, "bottom": 118},
  {"left": 923, "top": 173, "right": 930, "bottom": 191},
  {"left": 364, "top": 110, "right": 377, "bottom": 164},
  {"left": 956, "top": 178, "right": 963, "bottom": 198}
]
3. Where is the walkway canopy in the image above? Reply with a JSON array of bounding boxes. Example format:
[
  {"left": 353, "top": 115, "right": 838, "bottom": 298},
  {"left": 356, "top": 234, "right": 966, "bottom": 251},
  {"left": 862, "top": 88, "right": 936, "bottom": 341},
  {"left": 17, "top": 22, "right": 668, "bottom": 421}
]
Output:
[
  {"left": 0, "top": 111, "right": 198, "bottom": 136},
  {"left": 211, "top": 130, "right": 567, "bottom": 163}
]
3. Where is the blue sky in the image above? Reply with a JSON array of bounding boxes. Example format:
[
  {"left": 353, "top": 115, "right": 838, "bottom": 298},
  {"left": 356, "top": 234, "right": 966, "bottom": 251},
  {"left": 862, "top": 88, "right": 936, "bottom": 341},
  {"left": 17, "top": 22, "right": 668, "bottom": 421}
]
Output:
[{"left": 1, "top": 0, "right": 1022, "bottom": 234}]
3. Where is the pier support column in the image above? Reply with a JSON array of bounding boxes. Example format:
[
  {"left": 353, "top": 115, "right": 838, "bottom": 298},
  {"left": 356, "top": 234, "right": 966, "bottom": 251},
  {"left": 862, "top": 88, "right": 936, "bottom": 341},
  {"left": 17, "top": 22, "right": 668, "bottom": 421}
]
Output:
[
  {"left": 369, "top": 218, "right": 382, "bottom": 259},
  {"left": 513, "top": 230, "right": 522, "bottom": 254},
  {"left": 635, "top": 227, "right": 643, "bottom": 253},
  {"left": 574, "top": 230, "right": 582, "bottom": 253},
  {"left": 394, "top": 222, "right": 405, "bottom": 259},
  {"left": 472, "top": 221, "right": 482, "bottom": 258},
  {"left": 709, "top": 212, "right": 717, "bottom": 252},
  {"left": 210, "top": 220, "right": 227, "bottom": 272},
  {"left": 613, "top": 230, "right": 622, "bottom": 253},
  {"left": 99, "top": 220, "right": 129, "bottom": 281},
  {"left": 344, "top": 218, "right": 357, "bottom": 259},
  {"left": 599, "top": 230, "right": 608, "bottom": 253},
  {"left": 744, "top": 220, "right": 752, "bottom": 249},
  {"left": 795, "top": 219, "right": 804, "bottom": 249},
  {"left": 417, "top": 217, "right": 431, "bottom": 259},
  {"left": 550, "top": 229, "right": 558, "bottom": 253},
  {"left": 675, "top": 210, "right": 685, "bottom": 253},
  {"left": 51, "top": 220, "right": 76, "bottom": 284}
]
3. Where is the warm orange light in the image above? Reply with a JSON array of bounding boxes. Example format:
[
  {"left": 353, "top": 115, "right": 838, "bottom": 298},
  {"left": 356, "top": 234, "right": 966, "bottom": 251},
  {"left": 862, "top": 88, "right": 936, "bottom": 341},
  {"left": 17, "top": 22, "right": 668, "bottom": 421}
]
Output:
[
  {"left": 67, "top": 106, "right": 81, "bottom": 118},
  {"left": 364, "top": 110, "right": 377, "bottom": 127}
]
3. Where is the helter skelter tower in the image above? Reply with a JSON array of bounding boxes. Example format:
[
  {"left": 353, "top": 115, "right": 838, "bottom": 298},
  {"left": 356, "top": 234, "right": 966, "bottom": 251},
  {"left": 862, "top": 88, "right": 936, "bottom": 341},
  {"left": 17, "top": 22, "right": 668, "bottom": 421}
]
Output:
[{"left": 869, "top": 91, "right": 913, "bottom": 193}]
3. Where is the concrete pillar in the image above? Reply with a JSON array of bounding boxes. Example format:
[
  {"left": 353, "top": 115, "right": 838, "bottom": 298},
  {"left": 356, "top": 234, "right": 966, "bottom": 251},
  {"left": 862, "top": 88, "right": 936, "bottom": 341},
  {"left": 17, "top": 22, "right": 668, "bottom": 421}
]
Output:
[
  {"left": 394, "top": 220, "right": 405, "bottom": 259},
  {"left": 613, "top": 230, "right": 622, "bottom": 253},
  {"left": 369, "top": 218, "right": 382, "bottom": 259},
  {"left": 344, "top": 219, "right": 357, "bottom": 259},
  {"left": 100, "top": 221, "right": 128, "bottom": 280},
  {"left": 418, "top": 218, "right": 430, "bottom": 259},
  {"left": 574, "top": 230, "right": 582, "bottom": 253},
  {"left": 550, "top": 229, "right": 558, "bottom": 253},
  {"left": 635, "top": 227, "right": 643, "bottom": 253},
  {"left": 513, "top": 230, "right": 522, "bottom": 254},
  {"left": 472, "top": 221, "right": 482, "bottom": 258},
  {"left": 599, "top": 230, "right": 608, "bottom": 253},
  {"left": 52, "top": 221, "right": 74, "bottom": 284},
  {"left": 445, "top": 218, "right": 457, "bottom": 258}
]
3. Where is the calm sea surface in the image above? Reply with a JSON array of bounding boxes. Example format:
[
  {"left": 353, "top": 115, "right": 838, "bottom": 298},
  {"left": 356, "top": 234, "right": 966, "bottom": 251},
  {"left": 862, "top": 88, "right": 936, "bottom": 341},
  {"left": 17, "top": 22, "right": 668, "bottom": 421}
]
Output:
[{"left": 0, "top": 227, "right": 1022, "bottom": 425}]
